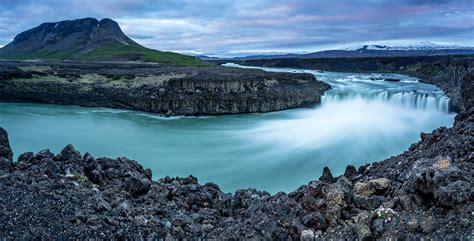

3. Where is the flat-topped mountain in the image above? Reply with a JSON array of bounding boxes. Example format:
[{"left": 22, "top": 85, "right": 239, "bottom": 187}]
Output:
[{"left": 0, "top": 18, "right": 204, "bottom": 66}]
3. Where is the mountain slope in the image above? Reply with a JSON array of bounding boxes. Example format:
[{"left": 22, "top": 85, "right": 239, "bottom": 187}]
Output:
[{"left": 0, "top": 18, "right": 205, "bottom": 66}]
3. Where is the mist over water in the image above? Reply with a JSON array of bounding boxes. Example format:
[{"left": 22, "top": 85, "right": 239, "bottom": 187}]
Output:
[{"left": 0, "top": 65, "right": 455, "bottom": 193}]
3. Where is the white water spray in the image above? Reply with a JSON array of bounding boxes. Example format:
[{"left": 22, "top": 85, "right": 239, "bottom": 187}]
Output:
[{"left": 321, "top": 90, "right": 451, "bottom": 112}]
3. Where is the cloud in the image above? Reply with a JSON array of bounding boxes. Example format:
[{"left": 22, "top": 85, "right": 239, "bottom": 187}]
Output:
[{"left": 0, "top": 0, "right": 473, "bottom": 56}]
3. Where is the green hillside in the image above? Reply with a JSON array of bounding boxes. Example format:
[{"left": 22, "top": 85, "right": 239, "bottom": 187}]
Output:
[
  {"left": 77, "top": 43, "right": 207, "bottom": 66},
  {"left": 0, "top": 18, "right": 208, "bottom": 66},
  {"left": 0, "top": 43, "right": 207, "bottom": 66}
]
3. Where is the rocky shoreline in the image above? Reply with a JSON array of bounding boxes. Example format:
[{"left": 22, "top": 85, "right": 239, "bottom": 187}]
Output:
[
  {"left": 0, "top": 106, "right": 472, "bottom": 239},
  {"left": 0, "top": 61, "right": 330, "bottom": 116}
]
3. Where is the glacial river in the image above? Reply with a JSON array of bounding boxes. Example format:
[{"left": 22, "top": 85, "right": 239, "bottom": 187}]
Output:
[{"left": 0, "top": 64, "right": 455, "bottom": 193}]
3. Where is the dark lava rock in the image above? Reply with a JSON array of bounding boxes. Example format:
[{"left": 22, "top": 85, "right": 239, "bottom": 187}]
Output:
[
  {"left": 302, "top": 212, "right": 328, "bottom": 231},
  {"left": 125, "top": 176, "right": 151, "bottom": 197},
  {"left": 0, "top": 127, "right": 13, "bottom": 161},
  {"left": 0, "top": 61, "right": 331, "bottom": 116},
  {"left": 404, "top": 158, "right": 472, "bottom": 208},
  {"left": 319, "top": 166, "right": 335, "bottom": 183},
  {"left": 344, "top": 165, "right": 358, "bottom": 179},
  {"left": 354, "top": 194, "right": 385, "bottom": 210},
  {"left": 369, "top": 77, "right": 401, "bottom": 82},
  {"left": 384, "top": 78, "right": 401, "bottom": 82},
  {"left": 0, "top": 112, "right": 472, "bottom": 240},
  {"left": 59, "top": 144, "right": 82, "bottom": 160}
]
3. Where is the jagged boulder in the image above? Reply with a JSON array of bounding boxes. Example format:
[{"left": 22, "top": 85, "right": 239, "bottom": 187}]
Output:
[
  {"left": 319, "top": 166, "right": 335, "bottom": 183},
  {"left": 292, "top": 179, "right": 347, "bottom": 227},
  {"left": 58, "top": 144, "right": 82, "bottom": 160},
  {"left": 125, "top": 175, "right": 152, "bottom": 197},
  {"left": 83, "top": 155, "right": 152, "bottom": 196},
  {"left": 354, "top": 212, "right": 372, "bottom": 241},
  {"left": 406, "top": 158, "right": 472, "bottom": 208},
  {"left": 302, "top": 212, "right": 328, "bottom": 231},
  {"left": 0, "top": 127, "right": 13, "bottom": 161},
  {"left": 353, "top": 178, "right": 391, "bottom": 196},
  {"left": 0, "top": 127, "right": 13, "bottom": 172},
  {"left": 344, "top": 165, "right": 358, "bottom": 180}
]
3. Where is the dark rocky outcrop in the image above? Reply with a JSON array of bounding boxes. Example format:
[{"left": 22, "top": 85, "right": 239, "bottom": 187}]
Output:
[
  {"left": 319, "top": 166, "right": 335, "bottom": 183},
  {"left": 0, "top": 18, "right": 136, "bottom": 59},
  {"left": 0, "top": 127, "right": 13, "bottom": 172},
  {"left": 0, "top": 61, "right": 330, "bottom": 115},
  {"left": 0, "top": 128, "right": 12, "bottom": 161},
  {"left": 0, "top": 104, "right": 472, "bottom": 239}
]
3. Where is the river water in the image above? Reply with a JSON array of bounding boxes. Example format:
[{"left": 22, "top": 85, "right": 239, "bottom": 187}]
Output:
[{"left": 0, "top": 64, "right": 455, "bottom": 193}]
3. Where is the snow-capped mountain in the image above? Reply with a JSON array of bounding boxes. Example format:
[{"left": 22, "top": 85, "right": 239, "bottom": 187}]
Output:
[
  {"left": 341, "top": 41, "right": 474, "bottom": 51},
  {"left": 200, "top": 41, "right": 474, "bottom": 60}
]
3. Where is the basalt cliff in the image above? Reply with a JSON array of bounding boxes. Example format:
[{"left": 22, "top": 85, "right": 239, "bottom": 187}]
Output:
[{"left": 0, "top": 61, "right": 330, "bottom": 115}]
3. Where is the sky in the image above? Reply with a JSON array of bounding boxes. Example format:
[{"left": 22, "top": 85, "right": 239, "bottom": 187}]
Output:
[{"left": 0, "top": 0, "right": 473, "bottom": 57}]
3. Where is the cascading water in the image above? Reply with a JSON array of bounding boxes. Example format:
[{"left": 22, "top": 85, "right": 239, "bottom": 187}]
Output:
[
  {"left": 317, "top": 72, "right": 452, "bottom": 113},
  {"left": 223, "top": 63, "right": 452, "bottom": 113},
  {"left": 0, "top": 64, "right": 456, "bottom": 193},
  {"left": 321, "top": 90, "right": 451, "bottom": 113}
]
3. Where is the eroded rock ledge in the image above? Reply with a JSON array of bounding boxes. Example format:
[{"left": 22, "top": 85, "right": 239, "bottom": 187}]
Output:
[
  {"left": 0, "top": 106, "right": 472, "bottom": 239},
  {"left": 0, "top": 61, "right": 330, "bottom": 115}
]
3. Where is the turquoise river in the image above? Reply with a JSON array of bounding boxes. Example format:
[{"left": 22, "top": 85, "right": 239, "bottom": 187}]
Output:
[{"left": 0, "top": 64, "right": 455, "bottom": 193}]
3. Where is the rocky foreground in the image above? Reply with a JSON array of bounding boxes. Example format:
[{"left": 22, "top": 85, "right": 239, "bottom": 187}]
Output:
[
  {"left": 0, "top": 112, "right": 472, "bottom": 239},
  {"left": 0, "top": 61, "right": 330, "bottom": 115}
]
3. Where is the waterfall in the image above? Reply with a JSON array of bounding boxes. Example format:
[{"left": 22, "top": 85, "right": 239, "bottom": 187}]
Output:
[
  {"left": 321, "top": 90, "right": 451, "bottom": 113},
  {"left": 223, "top": 63, "right": 453, "bottom": 114}
]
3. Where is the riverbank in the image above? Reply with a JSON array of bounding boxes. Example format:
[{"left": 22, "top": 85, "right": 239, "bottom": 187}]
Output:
[{"left": 0, "top": 61, "right": 330, "bottom": 116}]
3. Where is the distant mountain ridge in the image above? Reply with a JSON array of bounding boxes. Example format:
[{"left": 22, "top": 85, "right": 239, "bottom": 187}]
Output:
[
  {"left": 340, "top": 41, "right": 474, "bottom": 51},
  {"left": 199, "top": 41, "right": 474, "bottom": 60},
  {"left": 0, "top": 18, "right": 205, "bottom": 66}
]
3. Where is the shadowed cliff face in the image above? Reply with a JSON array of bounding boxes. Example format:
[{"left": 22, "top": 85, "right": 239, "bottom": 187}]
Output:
[
  {"left": 0, "top": 62, "right": 330, "bottom": 115},
  {"left": 413, "top": 58, "right": 473, "bottom": 111},
  {"left": 0, "top": 18, "right": 205, "bottom": 65},
  {"left": 0, "top": 18, "right": 137, "bottom": 58}
]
